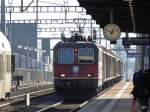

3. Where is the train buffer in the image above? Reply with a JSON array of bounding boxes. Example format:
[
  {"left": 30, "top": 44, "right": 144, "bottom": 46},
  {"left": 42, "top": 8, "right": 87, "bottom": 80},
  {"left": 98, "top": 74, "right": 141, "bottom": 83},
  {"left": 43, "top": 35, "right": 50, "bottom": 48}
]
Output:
[{"left": 77, "top": 81, "right": 150, "bottom": 112}]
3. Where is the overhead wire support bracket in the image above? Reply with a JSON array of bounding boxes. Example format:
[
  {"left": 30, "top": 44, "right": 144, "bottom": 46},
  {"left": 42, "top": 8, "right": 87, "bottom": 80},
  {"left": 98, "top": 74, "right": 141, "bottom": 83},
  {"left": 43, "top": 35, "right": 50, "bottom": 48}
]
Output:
[
  {"left": 21, "top": 0, "right": 34, "bottom": 12},
  {"left": 73, "top": 18, "right": 86, "bottom": 33},
  {"left": 21, "top": 0, "right": 38, "bottom": 23}
]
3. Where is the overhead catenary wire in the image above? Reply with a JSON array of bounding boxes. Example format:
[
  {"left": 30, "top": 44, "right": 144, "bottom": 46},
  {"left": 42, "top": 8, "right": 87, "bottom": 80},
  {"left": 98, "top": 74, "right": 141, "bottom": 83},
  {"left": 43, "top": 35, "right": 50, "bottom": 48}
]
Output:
[{"left": 38, "top": 0, "right": 64, "bottom": 6}]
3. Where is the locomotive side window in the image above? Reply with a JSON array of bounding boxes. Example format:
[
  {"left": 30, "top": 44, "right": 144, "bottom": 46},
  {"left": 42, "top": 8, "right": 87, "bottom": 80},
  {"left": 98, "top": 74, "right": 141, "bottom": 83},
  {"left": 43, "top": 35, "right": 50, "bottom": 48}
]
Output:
[
  {"left": 78, "top": 48, "right": 94, "bottom": 64},
  {"left": 58, "top": 48, "right": 74, "bottom": 64}
]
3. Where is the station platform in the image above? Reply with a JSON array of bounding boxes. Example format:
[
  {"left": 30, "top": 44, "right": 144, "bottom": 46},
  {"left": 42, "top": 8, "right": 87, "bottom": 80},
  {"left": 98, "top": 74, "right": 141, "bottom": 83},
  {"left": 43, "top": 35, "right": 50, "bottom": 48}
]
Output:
[{"left": 77, "top": 81, "right": 145, "bottom": 112}]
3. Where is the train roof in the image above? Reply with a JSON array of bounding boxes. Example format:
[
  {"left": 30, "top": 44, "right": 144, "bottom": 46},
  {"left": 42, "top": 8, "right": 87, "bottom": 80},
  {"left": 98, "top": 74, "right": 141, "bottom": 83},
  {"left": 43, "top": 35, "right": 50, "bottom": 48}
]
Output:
[
  {"left": 54, "top": 41, "right": 99, "bottom": 49},
  {"left": 95, "top": 43, "right": 122, "bottom": 61},
  {"left": 0, "top": 32, "right": 11, "bottom": 53}
]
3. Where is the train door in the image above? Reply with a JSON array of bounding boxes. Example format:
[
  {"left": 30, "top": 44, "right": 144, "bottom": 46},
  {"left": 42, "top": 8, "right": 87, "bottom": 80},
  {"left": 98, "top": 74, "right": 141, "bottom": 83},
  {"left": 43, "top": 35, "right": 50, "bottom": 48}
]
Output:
[
  {"left": 102, "top": 52, "right": 107, "bottom": 82},
  {"left": 106, "top": 54, "right": 110, "bottom": 79},
  {"left": 0, "top": 53, "right": 6, "bottom": 99},
  {"left": 109, "top": 56, "right": 114, "bottom": 77},
  {"left": 115, "top": 59, "right": 118, "bottom": 76},
  {"left": 0, "top": 53, "right": 4, "bottom": 98},
  {"left": 4, "top": 54, "right": 11, "bottom": 95},
  {"left": 11, "top": 55, "right": 15, "bottom": 72},
  {"left": 98, "top": 49, "right": 103, "bottom": 87}
]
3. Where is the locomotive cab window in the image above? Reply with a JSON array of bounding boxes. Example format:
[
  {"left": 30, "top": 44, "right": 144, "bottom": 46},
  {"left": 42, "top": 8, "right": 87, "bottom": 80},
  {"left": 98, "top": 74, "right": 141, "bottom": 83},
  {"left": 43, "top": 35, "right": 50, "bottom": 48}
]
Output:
[
  {"left": 58, "top": 48, "right": 74, "bottom": 64},
  {"left": 78, "top": 48, "right": 94, "bottom": 64}
]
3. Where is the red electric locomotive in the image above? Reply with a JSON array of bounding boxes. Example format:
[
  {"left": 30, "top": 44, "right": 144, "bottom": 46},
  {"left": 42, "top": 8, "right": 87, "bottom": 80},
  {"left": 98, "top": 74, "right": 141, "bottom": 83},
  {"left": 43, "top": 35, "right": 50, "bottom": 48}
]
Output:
[{"left": 53, "top": 34, "right": 123, "bottom": 100}]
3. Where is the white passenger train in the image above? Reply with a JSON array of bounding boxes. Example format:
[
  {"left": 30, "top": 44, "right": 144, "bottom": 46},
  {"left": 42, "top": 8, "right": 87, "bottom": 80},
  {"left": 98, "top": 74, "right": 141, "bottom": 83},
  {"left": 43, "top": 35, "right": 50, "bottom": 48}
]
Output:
[
  {"left": 0, "top": 31, "right": 53, "bottom": 101},
  {"left": 0, "top": 32, "right": 11, "bottom": 100}
]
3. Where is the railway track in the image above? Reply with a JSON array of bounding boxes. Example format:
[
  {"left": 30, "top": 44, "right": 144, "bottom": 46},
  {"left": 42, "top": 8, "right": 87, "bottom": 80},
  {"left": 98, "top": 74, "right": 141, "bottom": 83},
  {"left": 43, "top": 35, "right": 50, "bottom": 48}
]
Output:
[
  {"left": 43, "top": 102, "right": 82, "bottom": 112},
  {"left": 38, "top": 82, "right": 115, "bottom": 112},
  {"left": 0, "top": 88, "right": 58, "bottom": 112},
  {"left": 0, "top": 81, "right": 119, "bottom": 112}
]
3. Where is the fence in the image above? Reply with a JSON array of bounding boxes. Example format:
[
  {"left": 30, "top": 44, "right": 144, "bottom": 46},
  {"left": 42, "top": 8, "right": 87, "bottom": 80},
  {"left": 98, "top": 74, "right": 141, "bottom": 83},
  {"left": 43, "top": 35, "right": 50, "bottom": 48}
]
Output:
[{"left": 12, "top": 68, "right": 53, "bottom": 87}]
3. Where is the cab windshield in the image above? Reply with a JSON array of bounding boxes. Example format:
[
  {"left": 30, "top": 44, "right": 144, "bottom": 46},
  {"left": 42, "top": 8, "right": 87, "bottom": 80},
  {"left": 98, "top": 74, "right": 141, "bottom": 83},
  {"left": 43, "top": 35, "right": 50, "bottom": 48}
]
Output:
[
  {"left": 58, "top": 48, "right": 74, "bottom": 64},
  {"left": 78, "top": 48, "right": 94, "bottom": 64}
]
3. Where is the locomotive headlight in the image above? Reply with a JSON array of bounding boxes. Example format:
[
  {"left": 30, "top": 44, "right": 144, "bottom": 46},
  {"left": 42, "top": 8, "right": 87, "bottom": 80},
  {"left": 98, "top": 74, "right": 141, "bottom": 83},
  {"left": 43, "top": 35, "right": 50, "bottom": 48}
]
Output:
[
  {"left": 60, "top": 74, "right": 66, "bottom": 77},
  {"left": 87, "top": 74, "right": 92, "bottom": 77}
]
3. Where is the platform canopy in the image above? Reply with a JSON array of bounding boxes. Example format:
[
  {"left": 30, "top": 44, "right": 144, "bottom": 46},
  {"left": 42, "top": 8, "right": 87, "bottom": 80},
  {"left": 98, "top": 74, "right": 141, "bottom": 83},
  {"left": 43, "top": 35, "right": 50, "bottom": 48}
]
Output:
[{"left": 77, "top": 0, "right": 150, "bottom": 34}]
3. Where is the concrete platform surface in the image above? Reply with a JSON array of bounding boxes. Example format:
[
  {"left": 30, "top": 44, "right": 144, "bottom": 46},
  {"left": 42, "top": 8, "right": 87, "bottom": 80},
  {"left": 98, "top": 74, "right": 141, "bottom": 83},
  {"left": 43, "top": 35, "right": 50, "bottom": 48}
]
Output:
[{"left": 77, "top": 81, "right": 137, "bottom": 112}]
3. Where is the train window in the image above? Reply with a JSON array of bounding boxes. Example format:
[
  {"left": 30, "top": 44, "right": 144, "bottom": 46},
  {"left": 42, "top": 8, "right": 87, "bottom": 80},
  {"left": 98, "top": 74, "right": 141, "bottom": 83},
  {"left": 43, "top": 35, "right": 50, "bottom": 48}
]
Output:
[
  {"left": 58, "top": 48, "right": 74, "bottom": 64},
  {"left": 78, "top": 48, "right": 94, "bottom": 64}
]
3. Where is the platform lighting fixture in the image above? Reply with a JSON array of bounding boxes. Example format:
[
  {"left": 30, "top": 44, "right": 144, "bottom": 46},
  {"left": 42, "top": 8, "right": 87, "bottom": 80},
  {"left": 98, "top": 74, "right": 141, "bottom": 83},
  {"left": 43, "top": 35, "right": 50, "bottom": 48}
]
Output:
[
  {"left": 124, "top": 0, "right": 136, "bottom": 32},
  {"left": 130, "top": 10, "right": 134, "bottom": 14},
  {"left": 130, "top": 6, "right": 133, "bottom": 10},
  {"left": 129, "top": 3, "right": 132, "bottom": 7},
  {"left": 129, "top": 1, "right": 132, "bottom": 4}
]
